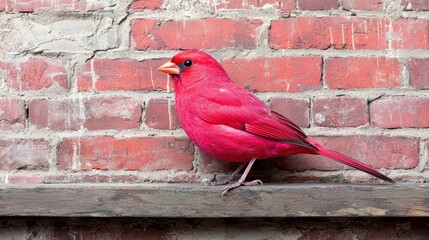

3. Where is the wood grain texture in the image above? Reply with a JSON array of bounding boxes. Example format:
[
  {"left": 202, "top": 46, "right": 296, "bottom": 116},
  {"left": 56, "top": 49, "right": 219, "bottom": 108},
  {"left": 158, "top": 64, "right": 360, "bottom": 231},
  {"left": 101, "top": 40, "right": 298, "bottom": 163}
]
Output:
[{"left": 0, "top": 183, "right": 427, "bottom": 217}]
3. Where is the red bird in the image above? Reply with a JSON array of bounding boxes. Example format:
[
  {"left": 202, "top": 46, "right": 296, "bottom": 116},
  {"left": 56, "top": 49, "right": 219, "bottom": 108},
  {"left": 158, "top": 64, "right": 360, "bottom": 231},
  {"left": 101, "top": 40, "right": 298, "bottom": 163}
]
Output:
[{"left": 158, "top": 50, "right": 394, "bottom": 196}]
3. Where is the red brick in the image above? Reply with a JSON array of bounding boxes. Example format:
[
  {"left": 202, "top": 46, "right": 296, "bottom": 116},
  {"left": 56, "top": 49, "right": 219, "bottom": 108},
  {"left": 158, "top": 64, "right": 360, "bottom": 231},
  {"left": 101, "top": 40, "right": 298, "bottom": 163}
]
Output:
[
  {"left": 312, "top": 97, "right": 368, "bottom": 127},
  {"left": 0, "top": 139, "right": 49, "bottom": 170},
  {"left": 0, "top": 62, "right": 17, "bottom": 85},
  {"left": 55, "top": 0, "right": 86, "bottom": 11},
  {"left": 270, "top": 17, "right": 387, "bottom": 50},
  {"left": 270, "top": 17, "right": 429, "bottom": 50},
  {"left": 0, "top": 0, "right": 7, "bottom": 11},
  {"left": 402, "top": 0, "right": 429, "bottom": 10},
  {"left": 57, "top": 138, "right": 75, "bottom": 170},
  {"left": 269, "top": 98, "right": 309, "bottom": 128},
  {"left": 222, "top": 57, "right": 322, "bottom": 92},
  {"left": 408, "top": 58, "right": 429, "bottom": 89},
  {"left": 213, "top": 0, "right": 295, "bottom": 10},
  {"left": 198, "top": 151, "right": 240, "bottom": 173},
  {"left": 30, "top": 97, "right": 142, "bottom": 130},
  {"left": 392, "top": 19, "right": 429, "bottom": 49},
  {"left": 13, "top": 58, "right": 67, "bottom": 91},
  {"left": 77, "top": 58, "right": 171, "bottom": 91},
  {"left": 275, "top": 135, "right": 419, "bottom": 171},
  {"left": 343, "top": 0, "right": 383, "bottom": 10},
  {"left": 10, "top": 0, "right": 50, "bottom": 12},
  {"left": 6, "top": 175, "right": 46, "bottom": 184},
  {"left": 57, "top": 136, "right": 193, "bottom": 171},
  {"left": 325, "top": 57, "right": 400, "bottom": 89},
  {"left": 0, "top": 98, "right": 25, "bottom": 130},
  {"left": 76, "top": 62, "right": 92, "bottom": 90},
  {"left": 370, "top": 96, "right": 429, "bottom": 128},
  {"left": 130, "top": 0, "right": 163, "bottom": 9},
  {"left": 145, "top": 99, "right": 179, "bottom": 130},
  {"left": 131, "top": 18, "right": 262, "bottom": 50},
  {"left": 83, "top": 97, "right": 142, "bottom": 130},
  {"left": 29, "top": 99, "right": 81, "bottom": 130},
  {"left": 298, "top": 0, "right": 338, "bottom": 10},
  {"left": 0, "top": 62, "right": 18, "bottom": 89}
]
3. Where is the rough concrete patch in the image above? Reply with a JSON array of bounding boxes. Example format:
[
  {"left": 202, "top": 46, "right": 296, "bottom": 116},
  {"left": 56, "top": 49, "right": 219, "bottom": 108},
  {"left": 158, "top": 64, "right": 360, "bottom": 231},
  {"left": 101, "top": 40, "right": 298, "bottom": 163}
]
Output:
[
  {"left": 0, "top": 71, "right": 5, "bottom": 89},
  {"left": 165, "top": 0, "right": 216, "bottom": 15},
  {"left": 10, "top": 15, "right": 118, "bottom": 54},
  {"left": 86, "top": 0, "right": 119, "bottom": 10},
  {"left": 384, "top": 0, "right": 403, "bottom": 18},
  {"left": 51, "top": 19, "right": 96, "bottom": 36},
  {"left": 314, "top": 113, "right": 326, "bottom": 123}
]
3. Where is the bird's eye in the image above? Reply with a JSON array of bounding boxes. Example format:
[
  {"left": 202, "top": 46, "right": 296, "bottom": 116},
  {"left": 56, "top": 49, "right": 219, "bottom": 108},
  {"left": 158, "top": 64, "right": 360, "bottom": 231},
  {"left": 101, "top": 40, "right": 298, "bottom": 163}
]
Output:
[{"left": 184, "top": 60, "right": 193, "bottom": 67}]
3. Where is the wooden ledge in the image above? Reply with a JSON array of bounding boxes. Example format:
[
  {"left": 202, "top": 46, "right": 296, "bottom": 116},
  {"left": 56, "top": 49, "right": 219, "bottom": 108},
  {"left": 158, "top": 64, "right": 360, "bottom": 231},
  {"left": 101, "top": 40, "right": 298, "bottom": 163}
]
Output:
[{"left": 0, "top": 183, "right": 427, "bottom": 217}]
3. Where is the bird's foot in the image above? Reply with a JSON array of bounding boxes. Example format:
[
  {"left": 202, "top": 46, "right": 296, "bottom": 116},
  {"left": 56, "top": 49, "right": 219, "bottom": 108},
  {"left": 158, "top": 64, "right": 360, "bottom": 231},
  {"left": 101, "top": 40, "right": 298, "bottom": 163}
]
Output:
[
  {"left": 203, "top": 163, "right": 247, "bottom": 186},
  {"left": 221, "top": 179, "right": 263, "bottom": 196}
]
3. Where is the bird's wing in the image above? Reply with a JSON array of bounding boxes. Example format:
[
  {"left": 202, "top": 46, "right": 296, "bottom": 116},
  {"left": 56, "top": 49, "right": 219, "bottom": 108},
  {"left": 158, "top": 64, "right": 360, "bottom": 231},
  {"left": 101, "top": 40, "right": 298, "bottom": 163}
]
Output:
[{"left": 194, "top": 86, "right": 316, "bottom": 150}]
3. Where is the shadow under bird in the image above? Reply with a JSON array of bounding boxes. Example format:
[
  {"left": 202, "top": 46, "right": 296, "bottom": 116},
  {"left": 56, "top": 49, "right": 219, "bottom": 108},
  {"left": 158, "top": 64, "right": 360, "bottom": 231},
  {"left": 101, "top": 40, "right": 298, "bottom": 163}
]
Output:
[{"left": 158, "top": 50, "right": 394, "bottom": 196}]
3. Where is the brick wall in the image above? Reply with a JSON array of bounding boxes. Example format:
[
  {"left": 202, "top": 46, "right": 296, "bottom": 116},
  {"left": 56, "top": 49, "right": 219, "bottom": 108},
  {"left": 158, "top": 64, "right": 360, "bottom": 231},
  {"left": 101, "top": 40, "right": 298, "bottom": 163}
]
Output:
[
  {"left": 0, "top": 0, "right": 428, "bottom": 185},
  {"left": 1, "top": 0, "right": 428, "bottom": 238},
  {"left": 0, "top": 0, "right": 429, "bottom": 186}
]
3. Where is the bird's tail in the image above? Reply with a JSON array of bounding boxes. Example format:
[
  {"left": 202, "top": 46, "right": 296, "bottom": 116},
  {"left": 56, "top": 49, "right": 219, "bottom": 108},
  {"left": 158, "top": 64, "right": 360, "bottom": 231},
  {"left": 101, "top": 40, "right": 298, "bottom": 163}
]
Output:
[{"left": 306, "top": 139, "right": 395, "bottom": 183}]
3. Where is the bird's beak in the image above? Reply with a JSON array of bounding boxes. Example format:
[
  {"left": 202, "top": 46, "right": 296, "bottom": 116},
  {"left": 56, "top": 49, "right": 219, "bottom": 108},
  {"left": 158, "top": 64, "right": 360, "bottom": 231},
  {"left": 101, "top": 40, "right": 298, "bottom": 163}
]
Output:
[{"left": 158, "top": 60, "right": 180, "bottom": 75}]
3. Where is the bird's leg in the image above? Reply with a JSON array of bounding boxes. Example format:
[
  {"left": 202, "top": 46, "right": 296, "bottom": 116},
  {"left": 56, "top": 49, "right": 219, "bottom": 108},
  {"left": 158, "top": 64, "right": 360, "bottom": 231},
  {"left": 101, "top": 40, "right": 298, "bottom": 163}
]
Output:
[
  {"left": 204, "top": 163, "right": 246, "bottom": 186},
  {"left": 221, "top": 158, "right": 263, "bottom": 196}
]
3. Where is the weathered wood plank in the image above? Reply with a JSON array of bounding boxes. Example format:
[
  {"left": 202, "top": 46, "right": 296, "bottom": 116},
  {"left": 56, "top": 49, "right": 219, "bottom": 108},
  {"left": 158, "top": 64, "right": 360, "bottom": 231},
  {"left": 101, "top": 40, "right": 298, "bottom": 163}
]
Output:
[{"left": 0, "top": 183, "right": 427, "bottom": 217}]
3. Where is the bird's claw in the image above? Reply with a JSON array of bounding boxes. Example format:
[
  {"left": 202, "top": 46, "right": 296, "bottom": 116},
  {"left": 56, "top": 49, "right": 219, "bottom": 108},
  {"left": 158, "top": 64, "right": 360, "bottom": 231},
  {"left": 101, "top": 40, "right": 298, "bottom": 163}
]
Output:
[
  {"left": 221, "top": 179, "right": 263, "bottom": 196},
  {"left": 242, "top": 179, "right": 263, "bottom": 186}
]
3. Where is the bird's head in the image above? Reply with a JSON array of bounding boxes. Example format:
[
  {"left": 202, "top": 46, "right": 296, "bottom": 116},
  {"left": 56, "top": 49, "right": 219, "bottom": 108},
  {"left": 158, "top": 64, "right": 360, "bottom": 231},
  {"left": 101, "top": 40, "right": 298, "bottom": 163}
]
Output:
[{"left": 158, "top": 50, "right": 230, "bottom": 89}]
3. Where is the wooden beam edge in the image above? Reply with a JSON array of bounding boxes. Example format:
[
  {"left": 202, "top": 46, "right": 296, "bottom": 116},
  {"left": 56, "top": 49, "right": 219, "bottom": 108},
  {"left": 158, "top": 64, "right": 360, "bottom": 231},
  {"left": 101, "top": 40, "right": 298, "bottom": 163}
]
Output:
[{"left": 0, "top": 183, "right": 427, "bottom": 217}]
